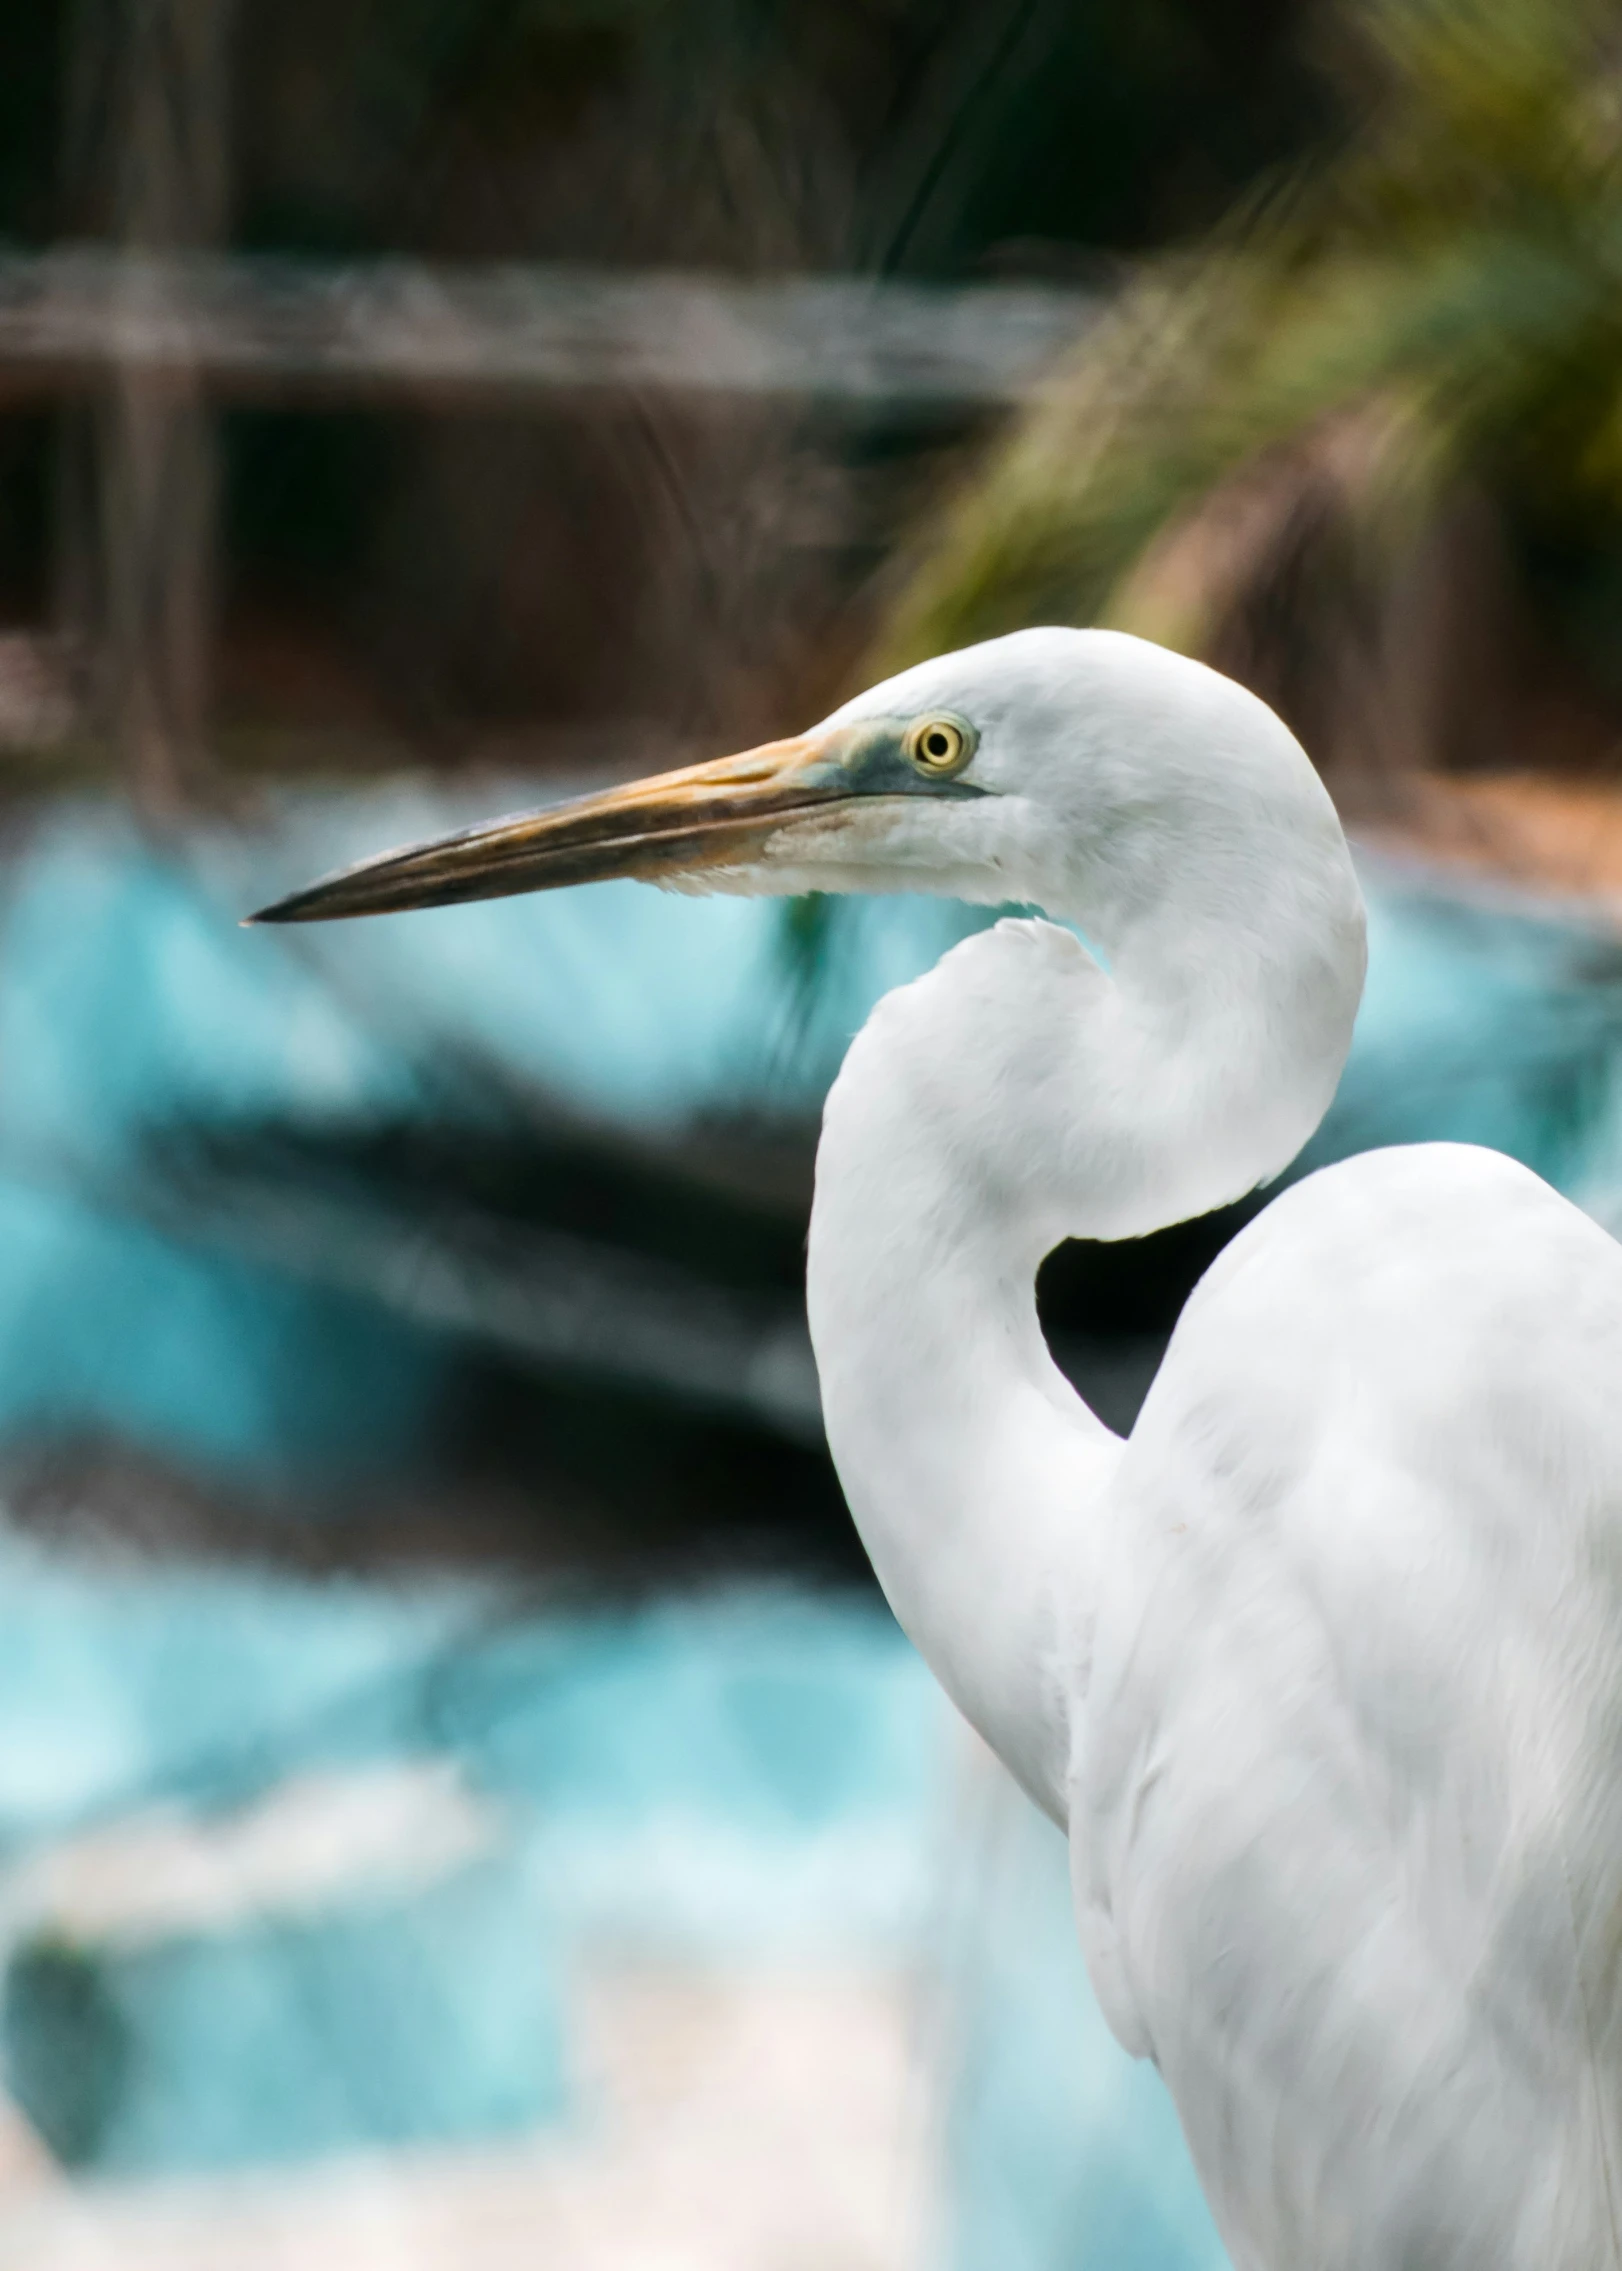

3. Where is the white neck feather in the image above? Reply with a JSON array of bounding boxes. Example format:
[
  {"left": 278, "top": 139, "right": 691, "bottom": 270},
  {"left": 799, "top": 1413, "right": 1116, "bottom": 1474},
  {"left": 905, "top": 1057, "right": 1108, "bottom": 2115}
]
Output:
[{"left": 805, "top": 713, "right": 1364, "bottom": 1820}]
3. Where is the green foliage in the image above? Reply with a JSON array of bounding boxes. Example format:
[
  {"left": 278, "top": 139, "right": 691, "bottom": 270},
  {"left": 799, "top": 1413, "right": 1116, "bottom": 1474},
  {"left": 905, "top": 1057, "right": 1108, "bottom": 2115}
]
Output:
[{"left": 881, "top": 0, "right": 1622, "bottom": 732}]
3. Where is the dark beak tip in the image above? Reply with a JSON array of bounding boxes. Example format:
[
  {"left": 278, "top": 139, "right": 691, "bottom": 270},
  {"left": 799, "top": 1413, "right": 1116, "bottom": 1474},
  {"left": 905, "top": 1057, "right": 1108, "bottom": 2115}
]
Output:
[
  {"left": 243, "top": 868, "right": 400, "bottom": 924},
  {"left": 243, "top": 878, "right": 366, "bottom": 923}
]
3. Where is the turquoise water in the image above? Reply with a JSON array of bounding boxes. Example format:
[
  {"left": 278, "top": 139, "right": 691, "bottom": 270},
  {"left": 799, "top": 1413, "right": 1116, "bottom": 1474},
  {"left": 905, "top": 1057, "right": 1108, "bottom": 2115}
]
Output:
[{"left": 0, "top": 1545, "right": 1225, "bottom": 2265}]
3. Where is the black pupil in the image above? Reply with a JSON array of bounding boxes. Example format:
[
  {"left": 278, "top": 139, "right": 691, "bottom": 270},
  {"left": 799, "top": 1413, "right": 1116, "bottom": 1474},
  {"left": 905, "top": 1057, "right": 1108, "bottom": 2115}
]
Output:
[{"left": 925, "top": 731, "right": 950, "bottom": 758}]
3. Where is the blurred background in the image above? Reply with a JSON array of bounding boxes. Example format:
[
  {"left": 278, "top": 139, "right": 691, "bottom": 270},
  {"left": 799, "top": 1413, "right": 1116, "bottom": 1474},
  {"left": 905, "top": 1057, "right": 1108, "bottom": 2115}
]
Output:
[{"left": 1, "top": 0, "right": 1622, "bottom": 2263}]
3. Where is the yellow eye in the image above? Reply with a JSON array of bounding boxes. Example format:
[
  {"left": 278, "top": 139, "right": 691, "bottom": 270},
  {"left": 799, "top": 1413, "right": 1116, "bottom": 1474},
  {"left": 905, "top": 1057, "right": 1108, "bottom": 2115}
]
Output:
[{"left": 905, "top": 714, "right": 975, "bottom": 777}]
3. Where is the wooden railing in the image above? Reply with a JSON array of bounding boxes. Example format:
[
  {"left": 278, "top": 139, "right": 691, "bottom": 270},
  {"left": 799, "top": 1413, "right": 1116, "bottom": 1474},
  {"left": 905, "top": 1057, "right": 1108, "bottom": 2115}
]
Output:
[{"left": 0, "top": 249, "right": 1091, "bottom": 408}]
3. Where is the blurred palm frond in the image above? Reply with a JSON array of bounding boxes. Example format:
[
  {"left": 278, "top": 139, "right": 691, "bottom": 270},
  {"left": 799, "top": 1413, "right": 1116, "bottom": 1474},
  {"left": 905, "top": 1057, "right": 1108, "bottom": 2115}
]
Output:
[{"left": 879, "top": 0, "right": 1622, "bottom": 801}]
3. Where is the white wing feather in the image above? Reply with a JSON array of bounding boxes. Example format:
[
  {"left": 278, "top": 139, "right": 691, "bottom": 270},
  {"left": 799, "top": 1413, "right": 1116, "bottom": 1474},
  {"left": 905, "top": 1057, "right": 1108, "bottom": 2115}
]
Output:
[{"left": 1078, "top": 1142, "right": 1622, "bottom": 2271}]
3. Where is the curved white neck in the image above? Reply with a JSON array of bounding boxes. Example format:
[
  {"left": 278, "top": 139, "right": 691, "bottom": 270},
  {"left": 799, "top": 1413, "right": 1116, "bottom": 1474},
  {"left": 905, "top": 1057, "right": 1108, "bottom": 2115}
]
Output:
[{"left": 806, "top": 841, "right": 1363, "bottom": 1821}]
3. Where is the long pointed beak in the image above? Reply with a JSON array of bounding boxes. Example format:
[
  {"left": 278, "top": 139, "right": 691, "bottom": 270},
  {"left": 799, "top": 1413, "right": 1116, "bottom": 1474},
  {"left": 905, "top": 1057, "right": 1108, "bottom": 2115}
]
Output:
[{"left": 248, "top": 733, "right": 857, "bottom": 924}]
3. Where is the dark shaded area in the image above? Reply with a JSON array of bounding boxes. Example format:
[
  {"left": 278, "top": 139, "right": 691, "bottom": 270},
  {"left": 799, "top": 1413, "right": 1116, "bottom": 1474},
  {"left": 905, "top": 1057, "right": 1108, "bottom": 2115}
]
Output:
[
  {"left": 1039, "top": 1197, "right": 1265, "bottom": 1344},
  {"left": 0, "top": 0, "right": 1326, "bottom": 268},
  {"left": 0, "top": 5, "right": 63, "bottom": 248},
  {"left": 226, "top": 0, "right": 1325, "bottom": 273},
  {"left": 218, "top": 401, "right": 876, "bottom": 751},
  {"left": 198, "top": 1112, "right": 817, "bottom": 1297},
  {"left": 3, "top": 1938, "right": 132, "bottom": 2169},
  {"left": 0, "top": 415, "right": 52, "bottom": 620},
  {"left": 444, "top": 1361, "right": 864, "bottom": 1579}
]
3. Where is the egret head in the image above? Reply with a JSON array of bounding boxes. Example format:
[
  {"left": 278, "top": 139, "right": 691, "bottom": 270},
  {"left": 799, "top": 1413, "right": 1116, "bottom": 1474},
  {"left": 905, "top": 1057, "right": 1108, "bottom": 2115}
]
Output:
[{"left": 249, "top": 627, "right": 1348, "bottom": 951}]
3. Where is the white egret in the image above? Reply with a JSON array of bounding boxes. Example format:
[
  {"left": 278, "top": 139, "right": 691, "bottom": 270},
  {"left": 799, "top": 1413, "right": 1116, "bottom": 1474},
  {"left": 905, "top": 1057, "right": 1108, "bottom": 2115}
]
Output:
[{"left": 255, "top": 628, "right": 1622, "bottom": 2271}]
